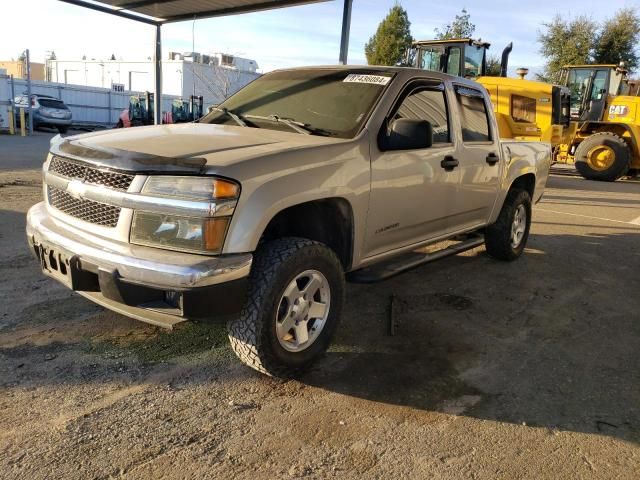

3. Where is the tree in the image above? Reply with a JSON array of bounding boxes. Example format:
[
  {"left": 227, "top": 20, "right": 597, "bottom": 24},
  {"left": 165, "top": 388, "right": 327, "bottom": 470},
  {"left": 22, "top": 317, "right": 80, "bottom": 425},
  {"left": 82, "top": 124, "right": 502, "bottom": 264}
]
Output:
[
  {"left": 365, "top": 4, "right": 413, "bottom": 66},
  {"left": 435, "top": 8, "right": 475, "bottom": 40},
  {"left": 485, "top": 54, "right": 502, "bottom": 76},
  {"left": 594, "top": 8, "right": 640, "bottom": 72},
  {"left": 537, "top": 14, "right": 597, "bottom": 82}
]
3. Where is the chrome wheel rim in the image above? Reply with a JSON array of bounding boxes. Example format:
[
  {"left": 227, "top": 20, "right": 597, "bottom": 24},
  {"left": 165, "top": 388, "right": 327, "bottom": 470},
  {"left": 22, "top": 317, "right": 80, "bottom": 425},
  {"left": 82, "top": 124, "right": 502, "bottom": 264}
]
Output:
[
  {"left": 511, "top": 204, "right": 527, "bottom": 249},
  {"left": 275, "top": 270, "right": 331, "bottom": 353}
]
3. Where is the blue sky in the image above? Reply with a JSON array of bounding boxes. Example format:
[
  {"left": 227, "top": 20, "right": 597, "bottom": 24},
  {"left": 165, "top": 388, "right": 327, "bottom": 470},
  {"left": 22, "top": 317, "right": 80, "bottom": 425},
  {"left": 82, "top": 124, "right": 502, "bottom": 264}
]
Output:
[{"left": 2, "top": 0, "right": 638, "bottom": 74}]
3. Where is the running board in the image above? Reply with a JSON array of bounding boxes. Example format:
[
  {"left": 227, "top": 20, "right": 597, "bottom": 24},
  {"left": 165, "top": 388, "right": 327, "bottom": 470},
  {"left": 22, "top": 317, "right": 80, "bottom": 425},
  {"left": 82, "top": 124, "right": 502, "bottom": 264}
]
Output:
[{"left": 347, "top": 235, "right": 485, "bottom": 284}]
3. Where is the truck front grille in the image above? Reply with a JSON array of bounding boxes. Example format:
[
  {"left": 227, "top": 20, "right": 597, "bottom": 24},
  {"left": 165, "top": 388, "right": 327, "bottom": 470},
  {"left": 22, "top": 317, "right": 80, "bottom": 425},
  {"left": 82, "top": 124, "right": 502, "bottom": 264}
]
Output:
[
  {"left": 49, "top": 156, "right": 134, "bottom": 191},
  {"left": 48, "top": 186, "right": 121, "bottom": 227}
]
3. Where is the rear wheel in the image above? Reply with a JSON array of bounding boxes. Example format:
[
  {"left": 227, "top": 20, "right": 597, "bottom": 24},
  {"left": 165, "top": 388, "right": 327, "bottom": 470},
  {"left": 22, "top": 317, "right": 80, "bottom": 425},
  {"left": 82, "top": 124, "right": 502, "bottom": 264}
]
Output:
[
  {"left": 227, "top": 237, "right": 344, "bottom": 377},
  {"left": 484, "top": 189, "right": 532, "bottom": 261},
  {"left": 574, "top": 132, "right": 630, "bottom": 181}
]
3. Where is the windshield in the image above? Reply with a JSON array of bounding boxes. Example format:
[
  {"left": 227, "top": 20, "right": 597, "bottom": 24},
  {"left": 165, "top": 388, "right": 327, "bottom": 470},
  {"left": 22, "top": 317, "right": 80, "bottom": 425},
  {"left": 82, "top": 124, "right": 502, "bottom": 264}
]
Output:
[
  {"left": 419, "top": 46, "right": 446, "bottom": 72},
  {"left": 200, "top": 69, "right": 394, "bottom": 139},
  {"left": 464, "top": 46, "right": 484, "bottom": 78},
  {"left": 566, "top": 68, "right": 593, "bottom": 118}
]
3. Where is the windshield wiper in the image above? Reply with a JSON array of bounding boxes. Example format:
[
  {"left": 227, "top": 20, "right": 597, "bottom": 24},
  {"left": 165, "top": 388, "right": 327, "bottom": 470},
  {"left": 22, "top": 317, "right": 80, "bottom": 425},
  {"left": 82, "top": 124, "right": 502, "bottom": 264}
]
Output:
[
  {"left": 243, "top": 114, "right": 312, "bottom": 135},
  {"left": 212, "top": 107, "right": 247, "bottom": 127}
]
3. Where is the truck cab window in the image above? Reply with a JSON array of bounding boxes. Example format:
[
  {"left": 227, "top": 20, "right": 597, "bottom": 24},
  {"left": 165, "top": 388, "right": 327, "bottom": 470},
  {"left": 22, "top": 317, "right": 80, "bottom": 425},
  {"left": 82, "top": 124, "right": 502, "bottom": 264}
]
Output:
[
  {"left": 394, "top": 87, "right": 450, "bottom": 143},
  {"left": 455, "top": 88, "right": 491, "bottom": 142}
]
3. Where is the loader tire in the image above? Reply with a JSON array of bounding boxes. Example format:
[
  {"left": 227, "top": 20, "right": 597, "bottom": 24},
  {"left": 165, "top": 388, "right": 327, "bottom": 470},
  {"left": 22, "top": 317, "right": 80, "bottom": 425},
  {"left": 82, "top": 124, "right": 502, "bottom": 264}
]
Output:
[{"left": 574, "top": 132, "right": 630, "bottom": 182}]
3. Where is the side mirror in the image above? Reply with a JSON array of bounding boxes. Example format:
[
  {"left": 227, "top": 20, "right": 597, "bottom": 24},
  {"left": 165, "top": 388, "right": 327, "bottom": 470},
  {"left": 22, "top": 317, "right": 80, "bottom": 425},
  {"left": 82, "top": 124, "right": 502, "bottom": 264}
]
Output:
[{"left": 379, "top": 118, "right": 433, "bottom": 151}]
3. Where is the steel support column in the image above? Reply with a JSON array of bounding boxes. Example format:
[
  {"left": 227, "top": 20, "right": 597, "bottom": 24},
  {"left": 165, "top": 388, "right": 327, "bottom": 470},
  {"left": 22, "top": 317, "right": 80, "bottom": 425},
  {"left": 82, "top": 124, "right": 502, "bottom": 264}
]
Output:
[
  {"left": 154, "top": 24, "right": 162, "bottom": 125},
  {"left": 338, "top": 0, "right": 353, "bottom": 65}
]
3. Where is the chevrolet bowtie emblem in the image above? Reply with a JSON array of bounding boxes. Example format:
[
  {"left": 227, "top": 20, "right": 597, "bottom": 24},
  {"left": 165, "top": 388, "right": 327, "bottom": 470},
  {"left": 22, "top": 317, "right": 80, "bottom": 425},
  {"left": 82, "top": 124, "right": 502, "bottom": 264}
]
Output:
[{"left": 66, "top": 180, "right": 87, "bottom": 200}]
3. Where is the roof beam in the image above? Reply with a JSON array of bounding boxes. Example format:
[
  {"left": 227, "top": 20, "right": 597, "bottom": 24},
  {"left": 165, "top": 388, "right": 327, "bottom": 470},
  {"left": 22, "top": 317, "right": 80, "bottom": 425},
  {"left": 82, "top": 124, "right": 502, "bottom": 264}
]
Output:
[
  {"left": 162, "top": 0, "right": 323, "bottom": 23},
  {"left": 58, "top": 0, "right": 160, "bottom": 24},
  {"left": 113, "top": 0, "right": 174, "bottom": 11}
]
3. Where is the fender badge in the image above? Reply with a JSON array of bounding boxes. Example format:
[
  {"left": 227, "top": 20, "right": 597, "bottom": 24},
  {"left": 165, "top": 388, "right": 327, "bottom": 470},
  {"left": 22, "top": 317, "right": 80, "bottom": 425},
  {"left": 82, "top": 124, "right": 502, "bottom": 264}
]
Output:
[{"left": 66, "top": 180, "right": 87, "bottom": 200}]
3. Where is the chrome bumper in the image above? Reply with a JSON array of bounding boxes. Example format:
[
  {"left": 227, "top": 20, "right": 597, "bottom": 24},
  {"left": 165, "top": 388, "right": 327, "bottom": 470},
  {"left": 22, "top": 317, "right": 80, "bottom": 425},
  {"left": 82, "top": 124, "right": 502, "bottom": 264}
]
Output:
[{"left": 26, "top": 201, "right": 252, "bottom": 290}]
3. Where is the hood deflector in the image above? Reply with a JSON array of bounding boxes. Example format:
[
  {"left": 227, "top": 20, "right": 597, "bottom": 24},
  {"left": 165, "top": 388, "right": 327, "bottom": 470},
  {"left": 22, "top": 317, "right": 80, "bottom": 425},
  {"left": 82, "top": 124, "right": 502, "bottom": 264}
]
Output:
[{"left": 51, "top": 138, "right": 207, "bottom": 175}]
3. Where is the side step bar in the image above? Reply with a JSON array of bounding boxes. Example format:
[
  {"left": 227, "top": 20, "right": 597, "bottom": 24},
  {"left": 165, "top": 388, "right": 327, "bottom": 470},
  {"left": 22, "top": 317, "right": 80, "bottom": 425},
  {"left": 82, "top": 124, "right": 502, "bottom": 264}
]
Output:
[{"left": 347, "top": 235, "right": 485, "bottom": 284}]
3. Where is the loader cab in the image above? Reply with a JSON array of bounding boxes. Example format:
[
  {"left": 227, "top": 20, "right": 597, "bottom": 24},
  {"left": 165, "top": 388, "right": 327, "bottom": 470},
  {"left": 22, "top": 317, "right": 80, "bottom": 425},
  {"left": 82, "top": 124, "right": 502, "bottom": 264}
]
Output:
[
  {"left": 560, "top": 64, "right": 629, "bottom": 122},
  {"left": 408, "top": 38, "right": 490, "bottom": 78}
]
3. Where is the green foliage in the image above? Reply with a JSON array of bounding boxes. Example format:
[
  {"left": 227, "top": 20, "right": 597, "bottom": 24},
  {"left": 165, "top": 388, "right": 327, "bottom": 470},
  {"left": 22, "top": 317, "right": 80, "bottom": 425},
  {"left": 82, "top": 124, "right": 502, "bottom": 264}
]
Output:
[
  {"left": 594, "top": 8, "right": 640, "bottom": 72},
  {"left": 365, "top": 4, "right": 413, "bottom": 66},
  {"left": 485, "top": 54, "right": 502, "bottom": 76},
  {"left": 435, "top": 8, "right": 475, "bottom": 40},
  {"left": 537, "top": 14, "right": 597, "bottom": 82},
  {"left": 538, "top": 8, "right": 640, "bottom": 80}
]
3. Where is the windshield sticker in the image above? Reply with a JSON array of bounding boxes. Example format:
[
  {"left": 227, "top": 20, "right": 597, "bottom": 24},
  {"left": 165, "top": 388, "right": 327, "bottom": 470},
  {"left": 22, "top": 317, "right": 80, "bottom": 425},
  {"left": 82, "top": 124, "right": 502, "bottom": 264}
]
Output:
[{"left": 343, "top": 74, "right": 391, "bottom": 86}]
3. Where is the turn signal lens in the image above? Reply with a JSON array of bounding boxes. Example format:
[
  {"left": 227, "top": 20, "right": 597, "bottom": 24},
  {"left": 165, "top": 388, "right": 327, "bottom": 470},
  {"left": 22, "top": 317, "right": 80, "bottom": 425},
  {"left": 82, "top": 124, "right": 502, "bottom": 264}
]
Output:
[
  {"left": 204, "top": 217, "right": 230, "bottom": 251},
  {"left": 212, "top": 179, "right": 240, "bottom": 199}
]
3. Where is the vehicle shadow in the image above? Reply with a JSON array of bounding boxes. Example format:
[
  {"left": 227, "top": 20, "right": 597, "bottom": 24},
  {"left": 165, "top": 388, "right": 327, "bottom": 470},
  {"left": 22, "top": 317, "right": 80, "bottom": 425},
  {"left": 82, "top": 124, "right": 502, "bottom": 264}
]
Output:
[
  {"left": 2, "top": 204, "right": 639, "bottom": 445},
  {"left": 302, "top": 230, "right": 640, "bottom": 444}
]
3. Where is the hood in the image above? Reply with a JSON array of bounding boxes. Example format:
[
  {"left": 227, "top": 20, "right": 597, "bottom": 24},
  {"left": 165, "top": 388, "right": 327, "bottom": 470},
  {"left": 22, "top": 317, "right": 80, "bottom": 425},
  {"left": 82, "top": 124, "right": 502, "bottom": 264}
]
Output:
[{"left": 56, "top": 123, "right": 343, "bottom": 173}]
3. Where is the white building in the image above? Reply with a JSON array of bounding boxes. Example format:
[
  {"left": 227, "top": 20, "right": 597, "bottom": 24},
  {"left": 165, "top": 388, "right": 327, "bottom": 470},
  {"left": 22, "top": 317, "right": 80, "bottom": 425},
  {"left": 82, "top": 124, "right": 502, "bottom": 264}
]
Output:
[{"left": 46, "top": 52, "right": 260, "bottom": 106}]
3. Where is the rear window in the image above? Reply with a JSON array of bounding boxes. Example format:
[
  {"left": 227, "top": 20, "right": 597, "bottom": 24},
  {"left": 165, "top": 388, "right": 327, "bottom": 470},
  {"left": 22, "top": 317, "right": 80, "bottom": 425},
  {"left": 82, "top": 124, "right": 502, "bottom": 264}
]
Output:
[
  {"left": 38, "top": 98, "right": 67, "bottom": 109},
  {"left": 455, "top": 87, "right": 491, "bottom": 142}
]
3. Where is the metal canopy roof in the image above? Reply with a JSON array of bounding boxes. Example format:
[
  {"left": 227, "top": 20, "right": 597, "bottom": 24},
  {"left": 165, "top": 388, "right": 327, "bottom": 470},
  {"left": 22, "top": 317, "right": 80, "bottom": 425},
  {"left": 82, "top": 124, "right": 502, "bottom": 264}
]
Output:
[
  {"left": 59, "top": 0, "right": 330, "bottom": 24},
  {"left": 57, "top": 0, "right": 353, "bottom": 124}
]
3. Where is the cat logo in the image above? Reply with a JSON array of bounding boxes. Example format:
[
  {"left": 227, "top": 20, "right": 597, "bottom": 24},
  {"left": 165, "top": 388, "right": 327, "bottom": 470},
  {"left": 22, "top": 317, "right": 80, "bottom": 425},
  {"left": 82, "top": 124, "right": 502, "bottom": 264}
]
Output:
[{"left": 608, "top": 105, "right": 629, "bottom": 118}]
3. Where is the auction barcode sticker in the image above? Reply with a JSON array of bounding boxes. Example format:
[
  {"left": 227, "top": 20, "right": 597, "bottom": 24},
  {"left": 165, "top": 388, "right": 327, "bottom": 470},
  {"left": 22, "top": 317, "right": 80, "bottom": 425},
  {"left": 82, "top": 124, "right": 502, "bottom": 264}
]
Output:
[{"left": 343, "top": 74, "right": 392, "bottom": 85}]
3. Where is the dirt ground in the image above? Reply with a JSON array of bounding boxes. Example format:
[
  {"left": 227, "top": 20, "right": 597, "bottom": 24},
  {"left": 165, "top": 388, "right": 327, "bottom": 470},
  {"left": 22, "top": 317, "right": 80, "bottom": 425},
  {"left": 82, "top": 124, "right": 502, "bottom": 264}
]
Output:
[{"left": 0, "top": 134, "right": 639, "bottom": 479}]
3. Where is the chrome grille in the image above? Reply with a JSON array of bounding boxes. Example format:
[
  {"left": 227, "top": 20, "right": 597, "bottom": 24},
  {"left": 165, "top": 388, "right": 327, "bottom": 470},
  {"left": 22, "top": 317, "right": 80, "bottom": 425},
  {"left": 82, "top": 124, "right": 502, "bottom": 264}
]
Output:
[
  {"left": 49, "top": 156, "right": 134, "bottom": 191},
  {"left": 48, "top": 186, "right": 121, "bottom": 227}
]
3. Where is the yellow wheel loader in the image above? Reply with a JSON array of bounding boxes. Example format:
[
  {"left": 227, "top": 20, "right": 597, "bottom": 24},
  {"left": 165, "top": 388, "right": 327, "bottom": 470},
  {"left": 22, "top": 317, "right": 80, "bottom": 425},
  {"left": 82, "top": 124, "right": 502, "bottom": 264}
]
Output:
[
  {"left": 407, "top": 39, "right": 571, "bottom": 148},
  {"left": 408, "top": 39, "right": 640, "bottom": 181},
  {"left": 555, "top": 64, "right": 640, "bottom": 181}
]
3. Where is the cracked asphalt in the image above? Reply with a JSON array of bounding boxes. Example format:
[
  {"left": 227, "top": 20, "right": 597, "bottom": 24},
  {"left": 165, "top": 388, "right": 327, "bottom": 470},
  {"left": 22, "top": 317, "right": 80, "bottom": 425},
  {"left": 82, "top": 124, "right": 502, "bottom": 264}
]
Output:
[{"left": 0, "top": 133, "right": 638, "bottom": 479}]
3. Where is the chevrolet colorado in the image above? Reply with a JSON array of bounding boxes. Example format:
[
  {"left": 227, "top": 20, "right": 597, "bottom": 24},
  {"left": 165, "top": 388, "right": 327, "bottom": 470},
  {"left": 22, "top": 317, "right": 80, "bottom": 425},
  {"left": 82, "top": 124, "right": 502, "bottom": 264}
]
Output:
[{"left": 26, "top": 66, "right": 551, "bottom": 376}]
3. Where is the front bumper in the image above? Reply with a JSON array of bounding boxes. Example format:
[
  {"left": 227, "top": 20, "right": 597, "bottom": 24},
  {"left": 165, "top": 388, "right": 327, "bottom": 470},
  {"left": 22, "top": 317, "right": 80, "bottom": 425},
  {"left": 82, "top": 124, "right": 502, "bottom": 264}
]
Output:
[{"left": 26, "top": 202, "right": 252, "bottom": 328}]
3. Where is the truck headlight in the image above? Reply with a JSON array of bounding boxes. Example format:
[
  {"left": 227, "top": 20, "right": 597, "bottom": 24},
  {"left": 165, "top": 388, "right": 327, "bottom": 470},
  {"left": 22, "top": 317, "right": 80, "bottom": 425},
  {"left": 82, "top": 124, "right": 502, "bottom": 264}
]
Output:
[
  {"left": 141, "top": 176, "right": 239, "bottom": 201},
  {"left": 131, "top": 213, "right": 230, "bottom": 254},
  {"left": 131, "top": 176, "right": 239, "bottom": 254}
]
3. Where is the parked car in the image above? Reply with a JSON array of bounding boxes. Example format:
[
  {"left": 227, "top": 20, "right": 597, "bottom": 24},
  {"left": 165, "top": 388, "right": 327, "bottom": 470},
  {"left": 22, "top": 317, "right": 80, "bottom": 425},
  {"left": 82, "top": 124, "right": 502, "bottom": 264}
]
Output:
[
  {"left": 26, "top": 66, "right": 551, "bottom": 377},
  {"left": 14, "top": 94, "right": 72, "bottom": 133}
]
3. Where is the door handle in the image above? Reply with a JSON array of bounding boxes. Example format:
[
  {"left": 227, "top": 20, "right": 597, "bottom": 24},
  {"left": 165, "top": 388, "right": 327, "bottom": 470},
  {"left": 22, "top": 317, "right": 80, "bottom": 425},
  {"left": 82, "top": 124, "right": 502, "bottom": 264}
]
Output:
[
  {"left": 486, "top": 152, "right": 499, "bottom": 165},
  {"left": 440, "top": 156, "right": 459, "bottom": 171}
]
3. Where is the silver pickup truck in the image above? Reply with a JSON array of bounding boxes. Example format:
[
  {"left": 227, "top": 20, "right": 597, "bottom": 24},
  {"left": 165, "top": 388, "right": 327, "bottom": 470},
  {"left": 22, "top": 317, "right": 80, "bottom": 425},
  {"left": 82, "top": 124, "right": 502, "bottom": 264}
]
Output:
[{"left": 26, "top": 66, "right": 550, "bottom": 376}]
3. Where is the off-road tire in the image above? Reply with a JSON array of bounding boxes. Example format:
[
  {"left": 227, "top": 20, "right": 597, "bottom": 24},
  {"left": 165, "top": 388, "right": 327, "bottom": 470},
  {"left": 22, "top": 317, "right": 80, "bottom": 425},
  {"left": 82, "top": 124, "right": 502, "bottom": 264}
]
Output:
[
  {"left": 574, "top": 132, "right": 631, "bottom": 181},
  {"left": 227, "top": 237, "right": 345, "bottom": 377},
  {"left": 484, "top": 189, "right": 532, "bottom": 261}
]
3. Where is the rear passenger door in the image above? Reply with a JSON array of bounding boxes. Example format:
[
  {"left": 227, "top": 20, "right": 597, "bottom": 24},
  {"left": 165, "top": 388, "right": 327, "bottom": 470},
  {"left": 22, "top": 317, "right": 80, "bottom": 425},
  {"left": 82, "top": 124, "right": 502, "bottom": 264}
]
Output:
[{"left": 451, "top": 85, "right": 501, "bottom": 230}]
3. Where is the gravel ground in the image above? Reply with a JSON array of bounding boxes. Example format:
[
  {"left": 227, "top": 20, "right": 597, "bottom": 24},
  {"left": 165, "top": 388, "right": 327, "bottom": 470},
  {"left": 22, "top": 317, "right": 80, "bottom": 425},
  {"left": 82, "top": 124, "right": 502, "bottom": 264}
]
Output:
[{"left": 0, "top": 136, "right": 638, "bottom": 479}]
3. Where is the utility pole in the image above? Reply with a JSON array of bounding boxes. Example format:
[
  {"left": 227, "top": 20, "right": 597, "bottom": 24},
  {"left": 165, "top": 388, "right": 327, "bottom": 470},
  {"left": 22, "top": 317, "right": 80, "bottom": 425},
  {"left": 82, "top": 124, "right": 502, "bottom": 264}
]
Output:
[{"left": 26, "top": 49, "right": 33, "bottom": 135}]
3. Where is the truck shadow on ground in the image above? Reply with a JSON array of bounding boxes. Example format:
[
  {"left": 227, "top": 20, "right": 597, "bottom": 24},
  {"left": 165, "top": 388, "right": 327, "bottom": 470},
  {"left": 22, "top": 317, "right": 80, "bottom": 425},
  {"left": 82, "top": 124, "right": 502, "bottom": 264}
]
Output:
[
  {"left": 302, "top": 230, "right": 640, "bottom": 444},
  {"left": 2, "top": 203, "right": 639, "bottom": 445}
]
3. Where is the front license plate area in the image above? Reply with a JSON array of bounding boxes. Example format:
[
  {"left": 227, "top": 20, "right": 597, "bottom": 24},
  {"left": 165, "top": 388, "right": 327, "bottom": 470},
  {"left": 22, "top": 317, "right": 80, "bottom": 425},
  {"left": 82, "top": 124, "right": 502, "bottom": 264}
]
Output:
[{"left": 38, "top": 244, "right": 74, "bottom": 288}]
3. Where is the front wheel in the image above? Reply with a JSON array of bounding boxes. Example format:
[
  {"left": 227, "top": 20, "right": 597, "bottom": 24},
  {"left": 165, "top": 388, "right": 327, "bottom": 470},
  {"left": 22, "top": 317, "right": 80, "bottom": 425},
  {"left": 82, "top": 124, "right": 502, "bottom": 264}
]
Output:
[
  {"left": 484, "top": 189, "right": 532, "bottom": 261},
  {"left": 227, "top": 237, "right": 345, "bottom": 377}
]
